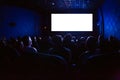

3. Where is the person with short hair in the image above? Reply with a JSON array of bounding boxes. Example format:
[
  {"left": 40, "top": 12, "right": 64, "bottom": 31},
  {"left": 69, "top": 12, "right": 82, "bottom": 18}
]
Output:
[{"left": 22, "top": 36, "right": 37, "bottom": 54}]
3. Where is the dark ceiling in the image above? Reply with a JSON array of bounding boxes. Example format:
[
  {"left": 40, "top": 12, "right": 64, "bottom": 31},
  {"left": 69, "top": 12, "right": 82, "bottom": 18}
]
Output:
[{"left": 0, "top": 0, "right": 104, "bottom": 13}]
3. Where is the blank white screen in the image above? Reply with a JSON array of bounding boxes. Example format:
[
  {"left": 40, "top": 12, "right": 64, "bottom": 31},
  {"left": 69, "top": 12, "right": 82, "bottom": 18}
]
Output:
[{"left": 51, "top": 14, "right": 93, "bottom": 31}]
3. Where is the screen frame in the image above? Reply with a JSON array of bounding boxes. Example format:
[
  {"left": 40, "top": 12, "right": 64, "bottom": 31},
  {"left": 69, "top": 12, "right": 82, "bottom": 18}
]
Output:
[{"left": 51, "top": 13, "right": 93, "bottom": 32}]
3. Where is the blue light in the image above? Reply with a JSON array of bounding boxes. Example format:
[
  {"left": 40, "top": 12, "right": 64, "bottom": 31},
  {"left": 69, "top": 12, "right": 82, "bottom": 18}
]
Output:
[
  {"left": 102, "top": 0, "right": 120, "bottom": 40},
  {"left": 56, "top": 0, "right": 89, "bottom": 9},
  {"left": 0, "top": 6, "right": 41, "bottom": 39}
]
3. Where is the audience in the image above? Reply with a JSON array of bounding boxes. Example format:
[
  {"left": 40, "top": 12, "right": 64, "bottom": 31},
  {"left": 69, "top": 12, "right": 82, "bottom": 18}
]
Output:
[{"left": 0, "top": 34, "right": 120, "bottom": 80}]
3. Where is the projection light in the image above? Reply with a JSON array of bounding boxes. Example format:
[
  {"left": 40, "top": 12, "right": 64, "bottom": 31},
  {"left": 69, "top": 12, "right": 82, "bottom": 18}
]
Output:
[{"left": 51, "top": 13, "right": 93, "bottom": 31}]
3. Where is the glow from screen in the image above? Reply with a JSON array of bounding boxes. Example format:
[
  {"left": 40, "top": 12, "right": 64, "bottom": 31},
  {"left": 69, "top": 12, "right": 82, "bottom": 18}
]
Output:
[{"left": 51, "top": 13, "right": 93, "bottom": 31}]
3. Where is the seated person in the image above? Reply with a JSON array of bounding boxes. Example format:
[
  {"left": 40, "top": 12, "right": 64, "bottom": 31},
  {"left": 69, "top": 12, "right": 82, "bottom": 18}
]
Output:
[
  {"left": 49, "top": 35, "right": 72, "bottom": 64},
  {"left": 22, "top": 36, "right": 37, "bottom": 54},
  {"left": 79, "top": 36, "right": 99, "bottom": 64}
]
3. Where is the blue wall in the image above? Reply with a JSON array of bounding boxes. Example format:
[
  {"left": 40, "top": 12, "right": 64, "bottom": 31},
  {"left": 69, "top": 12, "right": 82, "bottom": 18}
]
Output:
[
  {"left": 102, "top": 0, "right": 120, "bottom": 40},
  {"left": 0, "top": 6, "right": 41, "bottom": 39}
]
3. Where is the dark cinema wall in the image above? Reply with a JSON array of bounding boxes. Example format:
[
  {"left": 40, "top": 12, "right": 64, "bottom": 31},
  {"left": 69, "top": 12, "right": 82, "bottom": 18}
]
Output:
[
  {"left": 0, "top": 6, "right": 41, "bottom": 39},
  {"left": 102, "top": 0, "right": 120, "bottom": 40}
]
